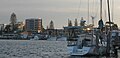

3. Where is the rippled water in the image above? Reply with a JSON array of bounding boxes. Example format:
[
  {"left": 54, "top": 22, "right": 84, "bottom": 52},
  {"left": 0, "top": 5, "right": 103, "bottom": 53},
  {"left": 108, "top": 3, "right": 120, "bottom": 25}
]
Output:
[
  {"left": 69, "top": 51, "right": 120, "bottom": 58},
  {"left": 0, "top": 40, "right": 120, "bottom": 58},
  {"left": 0, "top": 40, "right": 68, "bottom": 58},
  {"left": 69, "top": 56, "right": 116, "bottom": 58}
]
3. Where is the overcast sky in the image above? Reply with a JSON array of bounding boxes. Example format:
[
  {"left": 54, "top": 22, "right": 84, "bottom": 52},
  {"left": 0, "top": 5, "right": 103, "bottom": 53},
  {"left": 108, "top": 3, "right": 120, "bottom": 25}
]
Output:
[{"left": 0, "top": 0, "right": 120, "bottom": 29}]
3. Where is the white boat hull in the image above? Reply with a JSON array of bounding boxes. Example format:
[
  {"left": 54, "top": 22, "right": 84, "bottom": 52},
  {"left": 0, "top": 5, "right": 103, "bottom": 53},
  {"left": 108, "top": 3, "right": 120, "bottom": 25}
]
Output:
[
  {"left": 71, "top": 46, "right": 98, "bottom": 56},
  {"left": 71, "top": 47, "right": 90, "bottom": 56}
]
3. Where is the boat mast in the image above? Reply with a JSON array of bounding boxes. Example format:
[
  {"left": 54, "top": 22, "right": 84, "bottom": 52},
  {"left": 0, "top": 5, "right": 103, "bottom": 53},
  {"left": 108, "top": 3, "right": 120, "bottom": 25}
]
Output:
[
  {"left": 96, "top": 0, "right": 103, "bottom": 52},
  {"left": 107, "top": 0, "right": 111, "bottom": 24},
  {"left": 107, "top": 0, "right": 111, "bottom": 55}
]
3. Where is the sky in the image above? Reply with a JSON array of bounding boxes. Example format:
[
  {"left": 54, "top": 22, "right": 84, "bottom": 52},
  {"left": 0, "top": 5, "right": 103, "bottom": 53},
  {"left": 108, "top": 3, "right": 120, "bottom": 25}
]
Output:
[{"left": 0, "top": 0, "right": 120, "bottom": 29}]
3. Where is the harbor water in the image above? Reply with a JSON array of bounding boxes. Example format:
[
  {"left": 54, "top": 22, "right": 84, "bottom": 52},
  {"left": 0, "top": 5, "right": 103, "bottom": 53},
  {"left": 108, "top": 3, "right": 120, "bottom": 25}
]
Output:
[{"left": 0, "top": 40, "right": 119, "bottom": 58}]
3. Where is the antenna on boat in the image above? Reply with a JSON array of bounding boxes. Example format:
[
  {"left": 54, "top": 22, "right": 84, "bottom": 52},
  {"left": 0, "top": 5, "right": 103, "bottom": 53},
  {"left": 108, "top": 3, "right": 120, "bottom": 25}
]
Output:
[
  {"left": 91, "top": 16, "right": 95, "bottom": 26},
  {"left": 111, "top": 0, "right": 114, "bottom": 22},
  {"left": 100, "top": 0, "right": 102, "bottom": 20},
  {"left": 87, "top": 0, "right": 90, "bottom": 24}
]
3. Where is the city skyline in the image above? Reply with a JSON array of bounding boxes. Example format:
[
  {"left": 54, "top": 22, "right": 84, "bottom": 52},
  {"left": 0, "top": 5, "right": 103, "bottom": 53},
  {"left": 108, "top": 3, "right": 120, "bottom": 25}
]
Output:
[{"left": 0, "top": 0, "right": 120, "bottom": 28}]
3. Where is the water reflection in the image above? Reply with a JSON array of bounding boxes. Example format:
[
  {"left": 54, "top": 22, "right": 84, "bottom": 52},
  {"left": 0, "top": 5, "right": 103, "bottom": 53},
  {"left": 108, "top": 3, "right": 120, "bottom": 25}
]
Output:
[
  {"left": 70, "top": 56, "right": 117, "bottom": 58},
  {"left": 69, "top": 50, "right": 120, "bottom": 58}
]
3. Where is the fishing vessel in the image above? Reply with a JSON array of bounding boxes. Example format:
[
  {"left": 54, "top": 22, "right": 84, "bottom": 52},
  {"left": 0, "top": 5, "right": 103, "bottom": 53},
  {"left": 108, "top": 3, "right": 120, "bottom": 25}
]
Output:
[{"left": 71, "top": 33, "right": 98, "bottom": 56}]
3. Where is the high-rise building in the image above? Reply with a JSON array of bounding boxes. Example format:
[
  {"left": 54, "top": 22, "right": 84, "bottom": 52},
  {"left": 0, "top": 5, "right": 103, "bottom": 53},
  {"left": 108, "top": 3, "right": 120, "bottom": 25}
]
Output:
[
  {"left": 25, "top": 18, "right": 42, "bottom": 32},
  {"left": 49, "top": 20, "right": 54, "bottom": 29},
  {"left": 68, "top": 20, "right": 72, "bottom": 26},
  {"left": 10, "top": 13, "right": 17, "bottom": 30},
  {"left": 0, "top": 24, "right": 4, "bottom": 35},
  {"left": 74, "top": 18, "right": 78, "bottom": 26}
]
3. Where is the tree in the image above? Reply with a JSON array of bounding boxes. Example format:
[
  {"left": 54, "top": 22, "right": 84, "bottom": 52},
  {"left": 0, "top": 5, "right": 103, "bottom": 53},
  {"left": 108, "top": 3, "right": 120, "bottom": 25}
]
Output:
[
  {"left": 4, "top": 25, "right": 11, "bottom": 33},
  {"left": 41, "top": 25, "right": 45, "bottom": 32}
]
